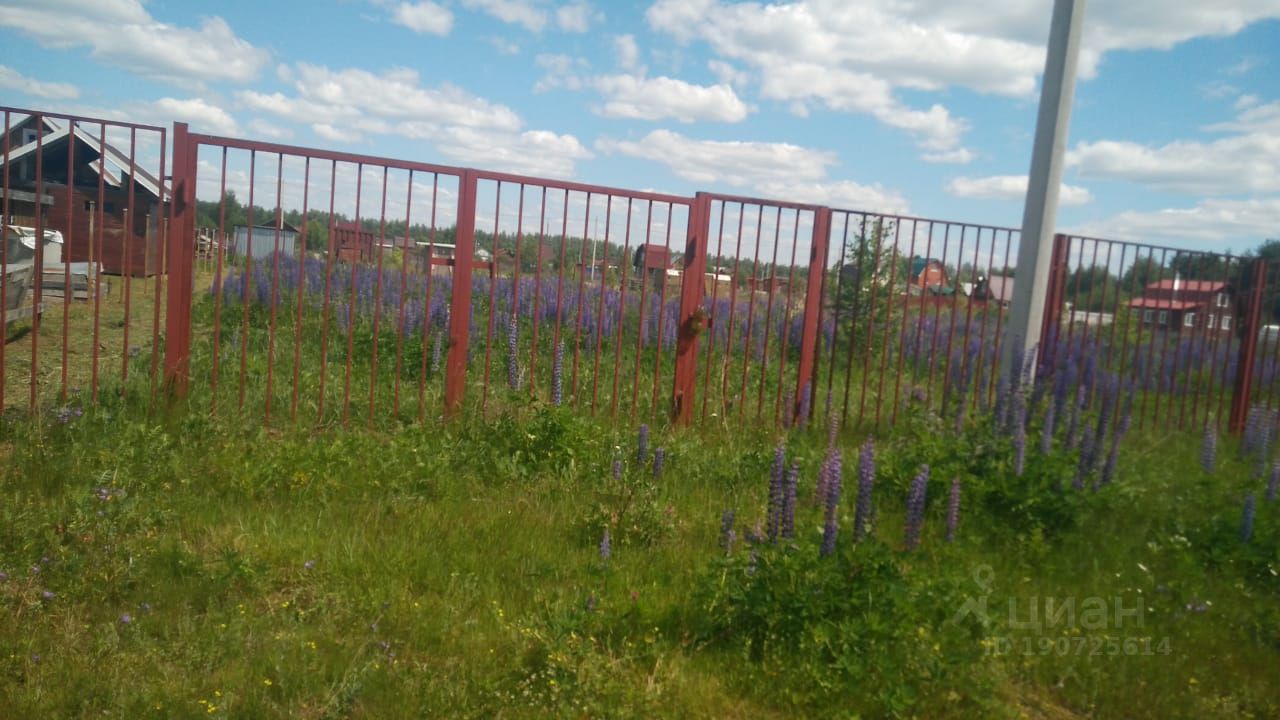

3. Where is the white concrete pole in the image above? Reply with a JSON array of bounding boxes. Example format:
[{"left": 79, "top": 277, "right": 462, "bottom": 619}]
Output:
[{"left": 1005, "top": 0, "right": 1087, "bottom": 382}]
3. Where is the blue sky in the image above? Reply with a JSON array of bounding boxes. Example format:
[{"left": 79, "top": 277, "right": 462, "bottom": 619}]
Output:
[{"left": 0, "top": 0, "right": 1277, "bottom": 253}]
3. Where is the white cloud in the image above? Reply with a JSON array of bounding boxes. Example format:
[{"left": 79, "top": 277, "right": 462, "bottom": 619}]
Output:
[
  {"left": 614, "top": 34, "right": 640, "bottom": 70},
  {"left": 556, "top": 1, "right": 598, "bottom": 32},
  {"left": 461, "top": 0, "right": 547, "bottom": 32},
  {"left": 591, "top": 75, "right": 750, "bottom": 123},
  {"left": 150, "top": 97, "right": 239, "bottom": 136},
  {"left": 1075, "top": 196, "right": 1280, "bottom": 246},
  {"left": 532, "top": 53, "right": 589, "bottom": 92},
  {"left": 1067, "top": 100, "right": 1280, "bottom": 195},
  {"left": 645, "top": 0, "right": 1280, "bottom": 160},
  {"left": 708, "top": 59, "right": 750, "bottom": 89},
  {"left": 0, "top": 0, "right": 269, "bottom": 84},
  {"left": 431, "top": 126, "right": 591, "bottom": 177},
  {"left": 947, "top": 174, "right": 1092, "bottom": 206},
  {"left": 596, "top": 129, "right": 906, "bottom": 212},
  {"left": 248, "top": 118, "right": 293, "bottom": 141},
  {"left": 239, "top": 64, "right": 522, "bottom": 132},
  {"left": 0, "top": 65, "right": 78, "bottom": 100},
  {"left": 312, "top": 123, "right": 346, "bottom": 142},
  {"left": 392, "top": 1, "right": 454, "bottom": 36},
  {"left": 923, "top": 148, "right": 975, "bottom": 164}
]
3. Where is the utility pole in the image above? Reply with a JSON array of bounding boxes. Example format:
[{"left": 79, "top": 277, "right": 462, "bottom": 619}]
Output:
[{"left": 1004, "top": 0, "right": 1087, "bottom": 383}]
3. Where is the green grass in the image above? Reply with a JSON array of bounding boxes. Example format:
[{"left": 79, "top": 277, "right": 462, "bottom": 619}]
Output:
[{"left": 1, "top": 379, "right": 1278, "bottom": 718}]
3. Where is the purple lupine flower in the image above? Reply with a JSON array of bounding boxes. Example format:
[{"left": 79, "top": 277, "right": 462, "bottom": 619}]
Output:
[
  {"left": 1064, "top": 387, "right": 1082, "bottom": 451},
  {"left": 120, "top": 613, "right": 133, "bottom": 625},
  {"left": 746, "top": 520, "right": 764, "bottom": 545},
  {"left": 767, "top": 443, "right": 786, "bottom": 543},
  {"left": 551, "top": 340, "right": 564, "bottom": 406},
  {"left": 0, "top": 571, "right": 7, "bottom": 582},
  {"left": 41, "top": 589, "right": 55, "bottom": 601},
  {"left": 820, "top": 450, "right": 843, "bottom": 557},
  {"left": 797, "top": 381, "right": 812, "bottom": 429},
  {"left": 430, "top": 330, "right": 443, "bottom": 376},
  {"left": 827, "top": 404, "right": 840, "bottom": 449},
  {"left": 1100, "top": 439, "right": 1121, "bottom": 487},
  {"left": 653, "top": 447, "right": 665, "bottom": 478},
  {"left": 637, "top": 424, "right": 649, "bottom": 465},
  {"left": 1201, "top": 421, "right": 1217, "bottom": 474},
  {"left": 945, "top": 477, "right": 961, "bottom": 543},
  {"left": 720, "top": 509, "right": 736, "bottom": 553},
  {"left": 1040, "top": 401, "right": 1056, "bottom": 455},
  {"left": 506, "top": 313, "right": 520, "bottom": 391},
  {"left": 1013, "top": 403, "right": 1027, "bottom": 476},
  {"left": 611, "top": 458, "right": 623, "bottom": 480},
  {"left": 1241, "top": 493, "right": 1256, "bottom": 542},
  {"left": 1073, "top": 431, "right": 1095, "bottom": 491},
  {"left": 904, "top": 464, "right": 930, "bottom": 551},
  {"left": 1268, "top": 462, "right": 1279, "bottom": 503},
  {"left": 599, "top": 528, "right": 612, "bottom": 560},
  {"left": 781, "top": 462, "right": 799, "bottom": 540},
  {"left": 854, "top": 439, "right": 875, "bottom": 542}
]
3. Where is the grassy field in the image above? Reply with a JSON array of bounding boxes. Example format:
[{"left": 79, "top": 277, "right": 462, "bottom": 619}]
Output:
[{"left": 1, "top": 354, "right": 1278, "bottom": 717}]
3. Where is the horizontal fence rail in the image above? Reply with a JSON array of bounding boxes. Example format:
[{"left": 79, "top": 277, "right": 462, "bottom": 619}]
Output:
[{"left": 4, "top": 105, "right": 1277, "bottom": 437}]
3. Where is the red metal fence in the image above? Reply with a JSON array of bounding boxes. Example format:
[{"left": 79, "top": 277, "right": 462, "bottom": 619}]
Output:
[{"left": 4, "top": 104, "right": 1277, "bottom": 436}]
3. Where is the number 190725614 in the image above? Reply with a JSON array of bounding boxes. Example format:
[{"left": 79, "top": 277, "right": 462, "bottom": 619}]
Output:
[{"left": 984, "top": 636, "right": 1172, "bottom": 657}]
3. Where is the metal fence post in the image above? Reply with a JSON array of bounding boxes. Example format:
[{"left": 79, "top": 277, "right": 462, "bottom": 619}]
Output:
[
  {"left": 444, "top": 169, "right": 477, "bottom": 418},
  {"left": 793, "top": 206, "right": 831, "bottom": 423},
  {"left": 672, "top": 192, "right": 710, "bottom": 425},
  {"left": 163, "top": 122, "right": 195, "bottom": 396},
  {"left": 1038, "top": 233, "right": 1070, "bottom": 365},
  {"left": 1229, "top": 258, "right": 1267, "bottom": 434}
]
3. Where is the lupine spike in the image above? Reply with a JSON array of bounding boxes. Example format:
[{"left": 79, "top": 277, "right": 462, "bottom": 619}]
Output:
[
  {"left": 797, "top": 381, "right": 812, "bottom": 429},
  {"left": 551, "top": 340, "right": 564, "bottom": 406},
  {"left": 1013, "top": 399, "right": 1027, "bottom": 477},
  {"left": 820, "top": 450, "right": 843, "bottom": 557},
  {"left": 599, "top": 528, "right": 612, "bottom": 560},
  {"left": 945, "top": 477, "right": 961, "bottom": 543},
  {"left": 1240, "top": 493, "right": 1256, "bottom": 542},
  {"left": 653, "top": 447, "right": 665, "bottom": 478},
  {"left": 637, "top": 424, "right": 650, "bottom": 465},
  {"left": 1040, "top": 401, "right": 1056, "bottom": 455},
  {"left": 430, "top": 330, "right": 443, "bottom": 375},
  {"left": 767, "top": 443, "right": 786, "bottom": 543},
  {"left": 506, "top": 312, "right": 520, "bottom": 391},
  {"left": 1201, "top": 421, "right": 1217, "bottom": 475},
  {"left": 782, "top": 462, "right": 799, "bottom": 539},
  {"left": 904, "top": 464, "right": 930, "bottom": 551},
  {"left": 611, "top": 458, "right": 622, "bottom": 480},
  {"left": 1268, "top": 461, "right": 1279, "bottom": 503},
  {"left": 854, "top": 438, "right": 875, "bottom": 542},
  {"left": 719, "top": 509, "right": 736, "bottom": 553}
]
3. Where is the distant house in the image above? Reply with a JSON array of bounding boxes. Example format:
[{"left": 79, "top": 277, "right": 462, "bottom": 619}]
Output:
[
  {"left": 333, "top": 221, "right": 376, "bottom": 263},
  {"left": 747, "top": 276, "right": 787, "bottom": 295},
  {"left": 908, "top": 257, "right": 947, "bottom": 291},
  {"left": 0, "top": 116, "right": 168, "bottom": 276},
  {"left": 229, "top": 219, "right": 299, "bottom": 260},
  {"left": 1128, "top": 278, "right": 1236, "bottom": 334},
  {"left": 968, "top": 274, "right": 1014, "bottom": 307}
]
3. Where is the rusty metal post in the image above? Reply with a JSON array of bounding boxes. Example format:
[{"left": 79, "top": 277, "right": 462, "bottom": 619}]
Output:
[
  {"left": 444, "top": 169, "right": 478, "bottom": 418},
  {"left": 1229, "top": 258, "right": 1267, "bottom": 434},
  {"left": 163, "top": 122, "right": 196, "bottom": 397},
  {"left": 1038, "top": 233, "right": 1070, "bottom": 367},
  {"left": 672, "top": 192, "right": 710, "bottom": 425},
  {"left": 793, "top": 206, "right": 831, "bottom": 423}
]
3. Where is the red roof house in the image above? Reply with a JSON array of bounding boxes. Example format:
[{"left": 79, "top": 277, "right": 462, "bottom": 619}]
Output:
[{"left": 1128, "top": 278, "right": 1236, "bottom": 334}]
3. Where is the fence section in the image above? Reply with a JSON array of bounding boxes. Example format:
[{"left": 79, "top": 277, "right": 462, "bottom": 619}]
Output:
[
  {"left": 1, "top": 106, "right": 168, "bottom": 414},
  {"left": 4, "top": 104, "right": 1278, "bottom": 437}
]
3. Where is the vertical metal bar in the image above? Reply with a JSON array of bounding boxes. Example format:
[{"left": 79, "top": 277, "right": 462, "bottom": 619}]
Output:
[
  {"left": 550, "top": 189, "right": 570, "bottom": 403},
  {"left": 291, "top": 157, "right": 312, "bottom": 420},
  {"left": 826, "top": 212, "right": 852, "bottom": 421},
  {"left": 240, "top": 149, "right": 256, "bottom": 410},
  {"left": 925, "top": 223, "right": 951, "bottom": 409},
  {"left": 61, "top": 120, "right": 75, "bottom": 401},
  {"left": 700, "top": 199, "right": 729, "bottom": 420},
  {"left": 755, "top": 206, "right": 783, "bottom": 420},
  {"left": 873, "top": 219, "right": 902, "bottom": 428},
  {"left": 940, "top": 225, "right": 966, "bottom": 413},
  {"left": 651, "top": 202, "right": 675, "bottom": 418},
  {"left": 1129, "top": 247, "right": 1156, "bottom": 429},
  {"left": 890, "top": 219, "right": 920, "bottom": 425},
  {"left": 985, "top": 230, "right": 1015, "bottom": 407},
  {"left": 341, "top": 163, "right": 363, "bottom": 424},
  {"left": 417, "top": 173, "right": 440, "bottom": 421},
  {"left": 609, "top": 197, "right": 633, "bottom": 419},
  {"left": 909, "top": 221, "right": 936, "bottom": 404},
  {"left": 529, "top": 186, "right": 548, "bottom": 399},
  {"left": 0, "top": 111, "right": 9, "bottom": 411},
  {"left": 672, "top": 192, "right": 709, "bottom": 425},
  {"left": 393, "top": 170, "right": 414, "bottom": 417},
  {"left": 367, "top": 166, "right": 390, "bottom": 426},
  {"left": 973, "top": 228, "right": 999, "bottom": 415},
  {"left": 480, "top": 180, "right": 501, "bottom": 415},
  {"left": 265, "top": 154, "right": 285, "bottom": 422},
  {"left": 793, "top": 207, "right": 831, "bottom": 424},
  {"left": 737, "top": 204, "right": 766, "bottom": 418},
  {"left": 719, "top": 202, "right": 747, "bottom": 417},
  {"left": 30, "top": 116, "right": 45, "bottom": 411},
  {"left": 772, "top": 208, "right": 803, "bottom": 424},
  {"left": 570, "top": 192, "right": 592, "bottom": 403},
  {"left": 590, "top": 195, "right": 613, "bottom": 414},
  {"left": 162, "top": 124, "right": 193, "bottom": 397},
  {"left": 630, "top": 200, "right": 654, "bottom": 419},
  {"left": 1230, "top": 259, "right": 1267, "bottom": 433},
  {"left": 444, "top": 170, "right": 477, "bottom": 417},
  {"left": 316, "top": 160, "right": 338, "bottom": 422},
  {"left": 1141, "top": 248, "right": 1169, "bottom": 428},
  {"left": 149, "top": 127, "right": 169, "bottom": 396},
  {"left": 210, "top": 147, "right": 229, "bottom": 412}
]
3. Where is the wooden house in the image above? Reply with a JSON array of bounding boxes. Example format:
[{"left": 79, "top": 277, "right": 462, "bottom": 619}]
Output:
[
  {"left": 0, "top": 116, "right": 167, "bottom": 277},
  {"left": 1128, "top": 278, "right": 1236, "bottom": 335}
]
